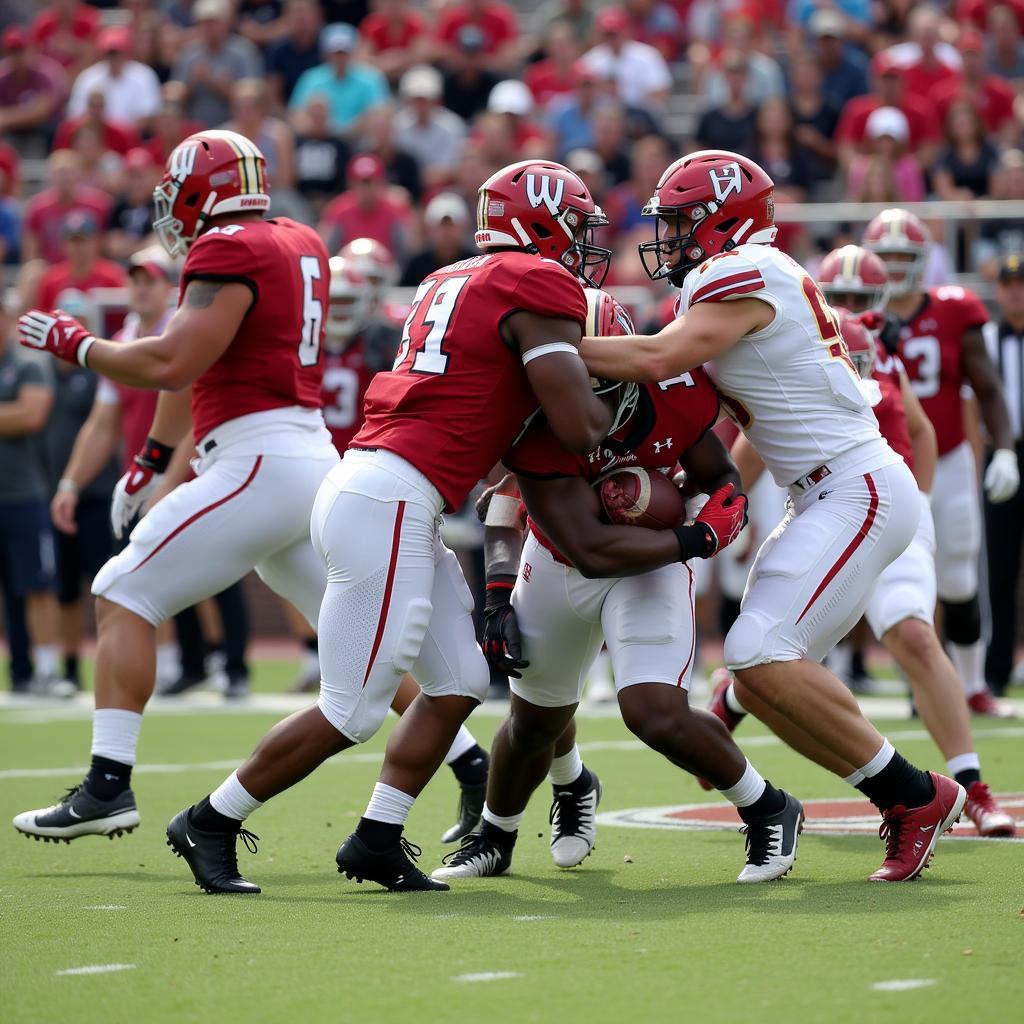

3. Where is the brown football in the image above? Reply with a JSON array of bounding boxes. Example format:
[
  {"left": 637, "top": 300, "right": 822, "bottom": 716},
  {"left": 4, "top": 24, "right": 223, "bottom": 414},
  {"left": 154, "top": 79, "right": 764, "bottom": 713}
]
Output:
[{"left": 597, "top": 467, "right": 686, "bottom": 529}]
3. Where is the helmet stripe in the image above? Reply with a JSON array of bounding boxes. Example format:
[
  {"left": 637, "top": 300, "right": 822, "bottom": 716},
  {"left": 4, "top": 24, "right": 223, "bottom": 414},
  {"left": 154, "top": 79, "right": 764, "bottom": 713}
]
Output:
[{"left": 478, "top": 189, "right": 488, "bottom": 230}]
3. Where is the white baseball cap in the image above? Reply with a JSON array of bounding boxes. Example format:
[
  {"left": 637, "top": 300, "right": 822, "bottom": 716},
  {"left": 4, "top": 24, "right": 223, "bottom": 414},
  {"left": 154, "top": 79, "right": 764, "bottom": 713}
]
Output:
[
  {"left": 488, "top": 80, "right": 533, "bottom": 116},
  {"left": 400, "top": 65, "right": 443, "bottom": 100},
  {"left": 425, "top": 192, "right": 469, "bottom": 226},
  {"left": 866, "top": 105, "right": 909, "bottom": 142}
]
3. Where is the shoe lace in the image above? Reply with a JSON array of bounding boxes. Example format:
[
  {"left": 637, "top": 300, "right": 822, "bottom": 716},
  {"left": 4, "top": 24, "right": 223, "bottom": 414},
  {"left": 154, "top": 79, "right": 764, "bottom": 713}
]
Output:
[
  {"left": 877, "top": 809, "right": 905, "bottom": 860},
  {"left": 440, "top": 833, "right": 489, "bottom": 867},
  {"left": 218, "top": 827, "right": 259, "bottom": 874},
  {"left": 398, "top": 836, "right": 423, "bottom": 863},
  {"left": 237, "top": 827, "right": 260, "bottom": 855},
  {"left": 549, "top": 787, "right": 587, "bottom": 838},
  {"left": 739, "top": 820, "right": 780, "bottom": 867},
  {"left": 57, "top": 784, "right": 82, "bottom": 805}
]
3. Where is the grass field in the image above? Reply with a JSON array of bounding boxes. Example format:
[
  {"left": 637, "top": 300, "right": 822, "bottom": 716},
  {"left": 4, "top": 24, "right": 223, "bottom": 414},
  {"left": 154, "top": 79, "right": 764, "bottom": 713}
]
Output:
[{"left": 2, "top": 660, "right": 1021, "bottom": 1024}]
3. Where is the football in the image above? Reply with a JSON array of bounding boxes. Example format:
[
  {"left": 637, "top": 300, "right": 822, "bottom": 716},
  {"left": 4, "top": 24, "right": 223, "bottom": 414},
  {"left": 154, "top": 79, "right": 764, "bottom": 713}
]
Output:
[{"left": 597, "top": 467, "right": 686, "bottom": 529}]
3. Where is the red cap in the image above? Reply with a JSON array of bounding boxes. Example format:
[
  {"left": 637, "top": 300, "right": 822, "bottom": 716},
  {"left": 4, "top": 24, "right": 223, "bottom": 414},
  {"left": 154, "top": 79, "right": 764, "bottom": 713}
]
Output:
[
  {"left": 958, "top": 28, "right": 985, "bottom": 53},
  {"left": 595, "top": 7, "right": 630, "bottom": 33},
  {"left": 3, "top": 26, "right": 27, "bottom": 51},
  {"left": 348, "top": 153, "right": 386, "bottom": 182},
  {"left": 870, "top": 51, "right": 900, "bottom": 77},
  {"left": 124, "top": 146, "right": 158, "bottom": 171},
  {"left": 128, "top": 248, "right": 174, "bottom": 282},
  {"left": 98, "top": 26, "right": 132, "bottom": 54}
]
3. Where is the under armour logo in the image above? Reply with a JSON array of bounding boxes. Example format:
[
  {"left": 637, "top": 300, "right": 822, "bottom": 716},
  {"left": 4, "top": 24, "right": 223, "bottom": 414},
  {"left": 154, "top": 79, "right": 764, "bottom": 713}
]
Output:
[
  {"left": 709, "top": 162, "right": 743, "bottom": 204},
  {"left": 653, "top": 438, "right": 673, "bottom": 453},
  {"left": 525, "top": 174, "right": 565, "bottom": 216},
  {"left": 522, "top": 563, "right": 532, "bottom": 582}
]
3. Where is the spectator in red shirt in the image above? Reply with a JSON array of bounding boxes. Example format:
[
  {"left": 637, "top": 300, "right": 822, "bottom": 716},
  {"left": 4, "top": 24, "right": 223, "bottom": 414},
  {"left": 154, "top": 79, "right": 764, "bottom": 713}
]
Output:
[
  {"left": 622, "top": 0, "right": 683, "bottom": 61},
  {"left": 934, "top": 29, "right": 1016, "bottom": 143},
  {"left": 987, "top": 3, "right": 1024, "bottom": 80},
  {"left": 141, "top": 84, "right": 204, "bottom": 165},
  {"left": 835, "top": 52, "right": 941, "bottom": 170},
  {"left": 361, "top": 0, "right": 429, "bottom": 82},
  {"left": 434, "top": 0, "right": 520, "bottom": 75},
  {"left": 30, "top": 0, "right": 100, "bottom": 78},
  {"left": 0, "top": 26, "right": 67, "bottom": 146},
  {"left": 318, "top": 152, "right": 412, "bottom": 258},
  {"left": 484, "top": 79, "right": 551, "bottom": 154},
  {"left": 54, "top": 90, "right": 138, "bottom": 156},
  {"left": 35, "top": 211, "right": 127, "bottom": 311},
  {"left": 22, "top": 149, "right": 112, "bottom": 264},
  {"left": 0, "top": 143, "right": 18, "bottom": 198},
  {"left": 524, "top": 21, "right": 581, "bottom": 109},
  {"left": 883, "top": 5, "right": 962, "bottom": 98},
  {"left": 958, "top": 0, "right": 1024, "bottom": 35}
]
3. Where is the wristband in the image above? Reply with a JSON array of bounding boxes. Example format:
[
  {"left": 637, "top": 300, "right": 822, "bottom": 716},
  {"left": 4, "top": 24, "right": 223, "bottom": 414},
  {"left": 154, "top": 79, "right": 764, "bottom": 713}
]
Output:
[
  {"left": 76, "top": 335, "right": 96, "bottom": 368},
  {"left": 137, "top": 436, "right": 174, "bottom": 473},
  {"left": 673, "top": 522, "right": 713, "bottom": 562},
  {"left": 483, "top": 493, "right": 523, "bottom": 528},
  {"left": 56, "top": 479, "right": 79, "bottom": 495}
]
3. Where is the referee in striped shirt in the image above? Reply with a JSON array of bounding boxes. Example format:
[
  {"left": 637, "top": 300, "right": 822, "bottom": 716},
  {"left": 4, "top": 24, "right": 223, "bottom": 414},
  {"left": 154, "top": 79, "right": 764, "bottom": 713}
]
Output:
[{"left": 983, "top": 254, "right": 1024, "bottom": 696}]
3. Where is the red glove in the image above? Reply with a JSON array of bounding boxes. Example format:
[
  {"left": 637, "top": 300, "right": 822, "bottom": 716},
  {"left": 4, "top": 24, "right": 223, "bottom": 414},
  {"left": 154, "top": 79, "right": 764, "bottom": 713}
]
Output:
[
  {"left": 18, "top": 309, "right": 96, "bottom": 366},
  {"left": 694, "top": 483, "right": 748, "bottom": 555}
]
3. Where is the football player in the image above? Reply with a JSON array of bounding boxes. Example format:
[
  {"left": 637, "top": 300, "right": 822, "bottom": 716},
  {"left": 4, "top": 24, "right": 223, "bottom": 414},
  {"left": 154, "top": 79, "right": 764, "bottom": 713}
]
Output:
[
  {"left": 580, "top": 150, "right": 965, "bottom": 883},
  {"left": 864, "top": 210, "right": 1019, "bottom": 718},
  {"left": 434, "top": 289, "right": 802, "bottom": 886},
  {"left": 14, "top": 131, "right": 340, "bottom": 844},
  {"left": 168, "top": 160, "right": 623, "bottom": 894}
]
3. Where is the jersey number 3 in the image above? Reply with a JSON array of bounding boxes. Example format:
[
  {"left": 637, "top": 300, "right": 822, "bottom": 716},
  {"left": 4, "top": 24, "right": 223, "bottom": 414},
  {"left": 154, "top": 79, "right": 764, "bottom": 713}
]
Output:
[{"left": 393, "top": 275, "right": 470, "bottom": 375}]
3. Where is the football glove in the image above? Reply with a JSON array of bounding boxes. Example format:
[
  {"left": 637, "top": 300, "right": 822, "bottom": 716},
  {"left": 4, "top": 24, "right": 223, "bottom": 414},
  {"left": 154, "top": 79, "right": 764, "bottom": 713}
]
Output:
[
  {"left": 18, "top": 309, "right": 96, "bottom": 366},
  {"left": 481, "top": 580, "right": 529, "bottom": 679},
  {"left": 110, "top": 437, "right": 174, "bottom": 539},
  {"left": 674, "top": 483, "right": 748, "bottom": 559},
  {"left": 858, "top": 309, "right": 902, "bottom": 355},
  {"left": 984, "top": 448, "right": 1020, "bottom": 504}
]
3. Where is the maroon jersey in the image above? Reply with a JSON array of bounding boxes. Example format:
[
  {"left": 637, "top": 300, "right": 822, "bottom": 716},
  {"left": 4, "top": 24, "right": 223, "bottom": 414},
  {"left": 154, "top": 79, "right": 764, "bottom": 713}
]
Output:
[
  {"left": 505, "top": 368, "right": 720, "bottom": 563},
  {"left": 182, "top": 218, "right": 329, "bottom": 443},
  {"left": 896, "top": 285, "right": 988, "bottom": 456},
  {"left": 871, "top": 344, "right": 914, "bottom": 473},
  {"left": 353, "top": 252, "right": 588, "bottom": 510}
]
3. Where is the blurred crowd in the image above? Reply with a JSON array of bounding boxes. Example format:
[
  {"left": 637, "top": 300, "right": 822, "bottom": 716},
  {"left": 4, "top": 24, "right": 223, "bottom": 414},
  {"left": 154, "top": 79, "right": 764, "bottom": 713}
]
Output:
[{"left": 2, "top": 0, "right": 1024, "bottom": 695}]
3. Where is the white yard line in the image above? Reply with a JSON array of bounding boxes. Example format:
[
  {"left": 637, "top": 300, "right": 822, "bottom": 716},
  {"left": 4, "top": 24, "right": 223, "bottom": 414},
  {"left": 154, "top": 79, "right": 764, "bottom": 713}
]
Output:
[
  {"left": 870, "top": 979, "right": 937, "bottom": 992},
  {"left": 452, "top": 972, "right": 521, "bottom": 983},
  {"left": 56, "top": 964, "right": 136, "bottom": 977}
]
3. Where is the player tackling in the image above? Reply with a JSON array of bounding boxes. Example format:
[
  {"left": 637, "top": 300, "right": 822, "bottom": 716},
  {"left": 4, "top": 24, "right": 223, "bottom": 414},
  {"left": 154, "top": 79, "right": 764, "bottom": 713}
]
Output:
[{"left": 579, "top": 150, "right": 966, "bottom": 882}]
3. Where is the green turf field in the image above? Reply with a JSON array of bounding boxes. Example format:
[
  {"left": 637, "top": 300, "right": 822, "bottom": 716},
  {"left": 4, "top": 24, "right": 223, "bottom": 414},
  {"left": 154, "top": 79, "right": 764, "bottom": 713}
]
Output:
[{"left": 2, "top": 661, "right": 1021, "bottom": 1024}]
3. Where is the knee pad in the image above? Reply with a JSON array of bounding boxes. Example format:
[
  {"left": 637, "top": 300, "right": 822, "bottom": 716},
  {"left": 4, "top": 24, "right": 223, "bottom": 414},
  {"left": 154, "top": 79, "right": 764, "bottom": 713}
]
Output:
[
  {"left": 459, "top": 645, "right": 491, "bottom": 704},
  {"left": 316, "top": 690, "right": 390, "bottom": 744},
  {"left": 868, "top": 585, "right": 928, "bottom": 640},
  {"left": 724, "top": 611, "right": 773, "bottom": 670},
  {"left": 941, "top": 596, "right": 981, "bottom": 646},
  {"left": 392, "top": 597, "right": 433, "bottom": 675}
]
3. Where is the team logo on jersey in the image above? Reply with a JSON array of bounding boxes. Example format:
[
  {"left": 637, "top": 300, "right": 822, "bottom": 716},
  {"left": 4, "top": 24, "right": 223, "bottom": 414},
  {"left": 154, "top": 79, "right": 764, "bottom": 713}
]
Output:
[
  {"left": 709, "top": 162, "right": 743, "bottom": 204},
  {"left": 526, "top": 174, "right": 565, "bottom": 216},
  {"left": 168, "top": 141, "right": 198, "bottom": 182},
  {"left": 653, "top": 438, "right": 673, "bottom": 453}
]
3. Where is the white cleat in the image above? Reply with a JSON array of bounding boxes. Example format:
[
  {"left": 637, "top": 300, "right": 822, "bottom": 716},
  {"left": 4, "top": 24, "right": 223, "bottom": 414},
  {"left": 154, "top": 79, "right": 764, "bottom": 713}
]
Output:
[
  {"left": 431, "top": 833, "right": 512, "bottom": 880},
  {"left": 13, "top": 785, "right": 140, "bottom": 842},
  {"left": 736, "top": 791, "right": 804, "bottom": 884},
  {"left": 550, "top": 771, "right": 601, "bottom": 868}
]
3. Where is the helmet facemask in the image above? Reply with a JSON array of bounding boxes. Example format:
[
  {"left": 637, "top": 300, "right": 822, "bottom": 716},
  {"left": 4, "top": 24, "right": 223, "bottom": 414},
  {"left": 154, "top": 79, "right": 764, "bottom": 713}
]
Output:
[
  {"left": 152, "top": 175, "right": 215, "bottom": 258},
  {"left": 638, "top": 203, "right": 726, "bottom": 287},
  {"left": 866, "top": 247, "right": 925, "bottom": 297},
  {"left": 819, "top": 279, "right": 889, "bottom": 315},
  {"left": 576, "top": 206, "right": 612, "bottom": 287}
]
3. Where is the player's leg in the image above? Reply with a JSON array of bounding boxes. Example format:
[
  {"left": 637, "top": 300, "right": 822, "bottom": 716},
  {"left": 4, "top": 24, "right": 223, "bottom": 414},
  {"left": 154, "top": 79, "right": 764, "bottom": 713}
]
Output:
[{"left": 726, "top": 462, "right": 966, "bottom": 881}]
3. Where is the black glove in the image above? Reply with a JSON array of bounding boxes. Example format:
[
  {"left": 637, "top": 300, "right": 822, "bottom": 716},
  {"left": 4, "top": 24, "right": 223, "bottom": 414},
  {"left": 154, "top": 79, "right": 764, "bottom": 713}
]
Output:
[{"left": 481, "top": 580, "right": 529, "bottom": 679}]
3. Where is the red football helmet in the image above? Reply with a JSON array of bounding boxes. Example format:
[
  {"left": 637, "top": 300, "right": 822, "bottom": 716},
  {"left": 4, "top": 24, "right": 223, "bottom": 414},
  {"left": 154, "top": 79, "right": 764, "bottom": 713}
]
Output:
[
  {"left": 639, "top": 150, "right": 777, "bottom": 286},
  {"left": 818, "top": 244, "right": 890, "bottom": 313},
  {"left": 862, "top": 208, "right": 931, "bottom": 296},
  {"left": 836, "top": 306, "right": 876, "bottom": 381},
  {"left": 475, "top": 160, "right": 610, "bottom": 285},
  {"left": 338, "top": 237, "right": 398, "bottom": 308},
  {"left": 584, "top": 286, "right": 639, "bottom": 434},
  {"left": 326, "top": 256, "right": 371, "bottom": 351},
  {"left": 153, "top": 129, "right": 270, "bottom": 258}
]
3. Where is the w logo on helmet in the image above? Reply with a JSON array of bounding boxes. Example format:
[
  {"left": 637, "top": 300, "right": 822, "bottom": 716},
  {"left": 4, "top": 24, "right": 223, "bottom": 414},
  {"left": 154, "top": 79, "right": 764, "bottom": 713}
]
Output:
[
  {"left": 526, "top": 174, "right": 565, "bottom": 216},
  {"left": 169, "top": 142, "right": 198, "bottom": 183},
  {"left": 709, "top": 163, "right": 743, "bottom": 204}
]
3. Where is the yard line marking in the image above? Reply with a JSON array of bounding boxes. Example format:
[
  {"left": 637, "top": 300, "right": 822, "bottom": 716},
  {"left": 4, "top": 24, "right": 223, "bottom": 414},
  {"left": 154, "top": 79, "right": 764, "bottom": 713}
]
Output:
[
  {"left": 3, "top": 729, "right": 1022, "bottom": 780},
  {"left": 870, "top": 979, "right": 936, "bottom": 992},
  {"left": 56, "top": 964, "right": 136, "bottom": 977},
  {"left": 83, "top": 905, "right": 126, "bottom": 911},
  {"left": 513, "top": 915, "right": 554, "bottom": 921},
  {"left": 452, "top": 972, "right": 521, "bottom": 983}
]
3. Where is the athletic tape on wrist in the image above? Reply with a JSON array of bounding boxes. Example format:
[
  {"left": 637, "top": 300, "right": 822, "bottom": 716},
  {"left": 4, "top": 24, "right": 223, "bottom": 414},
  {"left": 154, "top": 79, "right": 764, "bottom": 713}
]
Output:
[
  {"left": 483, "top": 493, "right": 523, "bottom": 528},
  {"left": 76, "top": 336, "right": 96, "bottom": 368}
]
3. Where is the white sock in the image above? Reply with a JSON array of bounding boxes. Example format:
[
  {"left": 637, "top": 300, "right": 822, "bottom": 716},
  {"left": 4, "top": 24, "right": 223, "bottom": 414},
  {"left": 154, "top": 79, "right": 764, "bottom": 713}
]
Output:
[
  {"left": 482, "top": 804, "right": 524, "bottom": 833},
  {"left": 443, "top": 725, "right": 479, "bottom": 765},
  {"left": 210, "top": 770, "right": 264, "bottom": 822},
  {"left": 948, "top": 640, "right": 987, "bottom": 697},
  {"left": 858, "top": 739, "right": 895, "bottom": 778},
  {"left": 843, "top": 769, "right": 866, "bottom": 787},
  {"left": 34, "top": 644, "right": 60, "bottom": 679},
  {"left": 719, "top": 759, "right": 767, "bottom": 807},
  {"left": 155, "top": 643, "right": 181, "bottom": 685},
  {"left": 946, "top": 751, "right": 981, "bottom": 778},
  {"left": 91, "top": 708, "right": 143, "bottom": 765},
  {"left": 549, "top": 745, "right": 584, "bottom": 786},
  {"left": 363, "top": 782, "right": 415, "bottom": 825},
  {"left": 724, "top": 681, "right": 747, "bottom": 716}
]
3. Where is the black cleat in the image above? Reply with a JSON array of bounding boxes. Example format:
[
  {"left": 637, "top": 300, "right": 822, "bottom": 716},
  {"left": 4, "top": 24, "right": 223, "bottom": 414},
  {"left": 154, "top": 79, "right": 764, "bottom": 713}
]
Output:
[
  {"left": 432, "top": 832, "right": 512, "bottom": 880},
  {"left": 13, "top": 784, "right": 139, "bottom": 842},
  {"left": 336, "top": 833, "right": 449, "bottom": 892},
  {"left": 166, "top": 807, "right": 261, "bottom": 894},
  {"left": 736, "top": 791, "right": 804, "bottom": 883},
  {"left": 441, "top": 780, "right": 487, "bottom": 844}
]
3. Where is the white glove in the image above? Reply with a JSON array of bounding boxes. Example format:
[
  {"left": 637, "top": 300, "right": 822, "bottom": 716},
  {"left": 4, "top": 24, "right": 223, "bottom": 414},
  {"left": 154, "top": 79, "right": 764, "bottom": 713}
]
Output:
[
  {"left": 110, "top": 463, "right": 161, "bottom": 539},
  {"left": 983, "top": 448, "right": 1020, "bottom": 504}
]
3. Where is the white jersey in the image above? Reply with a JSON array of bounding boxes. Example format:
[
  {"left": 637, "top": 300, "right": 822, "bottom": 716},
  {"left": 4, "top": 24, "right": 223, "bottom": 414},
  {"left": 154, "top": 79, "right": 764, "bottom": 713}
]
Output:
[{"left": 678, "top": 244, "right": 883, "bottom": 486}]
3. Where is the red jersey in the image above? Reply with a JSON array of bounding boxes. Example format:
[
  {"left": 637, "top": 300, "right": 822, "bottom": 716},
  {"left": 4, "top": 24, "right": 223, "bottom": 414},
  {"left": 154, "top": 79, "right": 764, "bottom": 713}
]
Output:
[
  {"left": 322, "top": 324, "right": 400, "bottom": 453},
  {"left": 360, "top": 10, "right": 427, "bottom": 52},
  {"left": 435, "top": 3, "right": 518, "bottom": 53},
  {"left": 25, "top": 186, "right": 113, "bottom": 264},
  {"left": 933, "top": 77, "right": 1016, "bottom": 134},
  {"left": 505, "top": 369, "right": 720, "bottom": 564},
  {"left": 870, "top": 344, "right": 914, "bottom": 472},
  {"left": 353, "top": 251, "right": 587, "bottom": 511},
  {"left": 896, "top": 285, "right": 989, "bottom": 456},
  {"left": 835, "top": 95, "right": 940, "bottom": 151},
  {"left": 181, "top": 218, "right": 329, "bottom": 443},
  {"left": 38, "top": 258, "right": 127, "bottom": 310}
]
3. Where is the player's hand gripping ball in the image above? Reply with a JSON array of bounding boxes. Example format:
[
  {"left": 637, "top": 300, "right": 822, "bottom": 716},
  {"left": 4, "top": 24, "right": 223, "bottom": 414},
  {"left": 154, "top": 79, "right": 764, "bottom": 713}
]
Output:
[{"left": 597, "top": 467, "right": 687, "bottom": 529}]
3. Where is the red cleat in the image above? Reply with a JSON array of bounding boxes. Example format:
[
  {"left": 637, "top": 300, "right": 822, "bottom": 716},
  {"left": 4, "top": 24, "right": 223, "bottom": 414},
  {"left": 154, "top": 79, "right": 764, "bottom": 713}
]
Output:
[
  {"left": 869, "top": 773, "right": 966, "bottom": 882},
  {"left": 967, "top": 690, "right": 1017, "bottom": 718},
  {"left": 698, "top": 669, "right": 743, "bottom": 791},
  {"left": 963, "top": 781, "right": 1016, "bottom": 837}
]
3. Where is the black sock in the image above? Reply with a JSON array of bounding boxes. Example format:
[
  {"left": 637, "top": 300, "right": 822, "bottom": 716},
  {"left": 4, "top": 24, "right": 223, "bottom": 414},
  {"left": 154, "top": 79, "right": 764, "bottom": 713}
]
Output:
[
  {"left": 556, "top": 765, "right": 593, "bottom": 795},
  {"left": 480, "top": 819, "right": 517, "bottom": 849},
  {"left": 84, "top": 755, "right": 132, "bottom": 801},
  {"left": 449, "top": 744, "right": 489, "bottom": 786},
  {"left": 355, "top": 817, "right": 402, "bottom": 852},
  {"left": 64, "top": 654, "right": 79, "bottom": 684},
  {"left": 856, "top": 752, "right": 935, "bottom": 811},
  {"left": 190, "top": 795, "right": 241, "bottom": 833},
  {"left": 304, "top": 637, "right": 318, "bottom": 653},
  {"left": 737, "top": 781, "right": 787, "bottom": 823},
  {"left": 851, "top": 648, "right": 868, "bottom": 679},
  {"left": 954, "top": 767, "right": 981, "bottom": 790}
]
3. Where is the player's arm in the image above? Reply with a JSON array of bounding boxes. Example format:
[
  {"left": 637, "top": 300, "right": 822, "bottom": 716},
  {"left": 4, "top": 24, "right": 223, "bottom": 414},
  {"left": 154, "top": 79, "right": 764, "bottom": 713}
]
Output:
[
  {"left": 579, "top": 299, "right": 773, "bottom": 383},
  {"left": 679, "top": 429, "right": 741, "bottom": 497},
  {"left": 729, "top": 431, "right": 767, "bottom": 493},
  {"left": 900, "top": 370, "right": 937, "bottom": 494},
  {"left": 18, "top": 280, "right": 253, "bottom": 391},
  {"left": 505, "top": 310, "right": 613, "bottom": 453}
]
